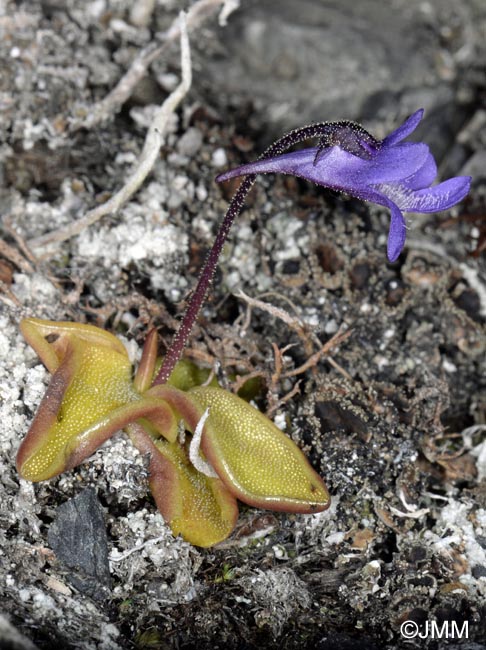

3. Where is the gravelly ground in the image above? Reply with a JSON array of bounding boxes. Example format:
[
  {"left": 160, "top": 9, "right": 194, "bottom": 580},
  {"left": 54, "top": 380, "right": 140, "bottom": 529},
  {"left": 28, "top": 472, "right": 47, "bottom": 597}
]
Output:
[{"left": 0, "top": 1, "right": 485, "bottom": 649}]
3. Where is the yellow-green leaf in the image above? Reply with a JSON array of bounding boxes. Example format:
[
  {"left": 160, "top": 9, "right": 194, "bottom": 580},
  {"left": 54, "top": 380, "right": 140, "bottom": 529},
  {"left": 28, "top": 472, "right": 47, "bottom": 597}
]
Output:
[
  {"left": 17, "top": 320, "right": 139, "bottom": 480},
  {"left": 166, "top": 358, "right": 217, "bottom": 392},
  {"left": 17, "top": 319, "right": 181, "bottom": 481},
  {"left": 129, "top": 424, "right": 238, "bottom": 547},
  {"left": 20, "top": 317, "right": 128, "bottom": 373},
  {"left": 188, "top": 387, "right": 330, "bottom": 513}
]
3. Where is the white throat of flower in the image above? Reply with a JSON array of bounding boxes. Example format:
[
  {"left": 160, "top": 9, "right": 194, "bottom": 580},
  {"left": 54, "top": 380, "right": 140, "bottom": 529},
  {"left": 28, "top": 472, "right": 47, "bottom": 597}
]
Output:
[
  {"left": 374, "top": 181, "right": 452, "bottom": 213},
  {"left": 373, "top": 182, "right": 415, "bottom": 209}
]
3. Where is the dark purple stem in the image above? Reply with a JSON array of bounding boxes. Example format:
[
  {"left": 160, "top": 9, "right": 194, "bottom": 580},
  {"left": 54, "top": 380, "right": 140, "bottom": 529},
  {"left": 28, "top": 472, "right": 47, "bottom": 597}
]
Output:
[
  {"left": 152, "top": 122, "right": 342, "bottom": 386},
  {"left": 152, "top": 176, "right": 255, "bottom": 385}
]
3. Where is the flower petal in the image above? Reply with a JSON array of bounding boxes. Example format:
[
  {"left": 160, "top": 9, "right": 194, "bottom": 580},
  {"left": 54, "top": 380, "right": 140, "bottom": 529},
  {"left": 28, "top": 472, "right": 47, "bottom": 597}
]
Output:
[
  {"left": 216, "top": 148, "right": 320, "bottom": 184},
  {"left": 401, "top": 176, "right": 472, "bottom": 213},
  {"left": 386, "top": 201, "right": 407, "bottom": 262},
  {"left": 358, "top": 190, "right": 407, "bottom": 262},
  {"left": 214, "top": 109, "right": 470, "bottom": 264},
  {"left": 217, "top": 143, "right": 430, "bottom": 193},
  {"left": 401, "top": 152, "right": 437, "bottom": 190},
  {"left": 381, "top": 109, "right": 424, "bottom": 147},
  {"left": 356, "top": 143, "right": 430, "bottom": 185}
]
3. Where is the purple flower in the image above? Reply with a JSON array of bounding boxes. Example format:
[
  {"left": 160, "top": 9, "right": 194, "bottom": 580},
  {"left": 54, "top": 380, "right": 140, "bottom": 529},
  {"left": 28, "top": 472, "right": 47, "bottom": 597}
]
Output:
[{"left": 216, "top": 110, "right": 471, "bottom": 262}]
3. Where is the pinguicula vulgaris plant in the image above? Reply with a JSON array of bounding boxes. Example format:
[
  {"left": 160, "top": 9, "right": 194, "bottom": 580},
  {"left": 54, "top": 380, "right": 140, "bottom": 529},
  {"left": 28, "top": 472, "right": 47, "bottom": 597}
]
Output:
[{"left": 17, "top": 110, "right": 471, "bottom": 546}]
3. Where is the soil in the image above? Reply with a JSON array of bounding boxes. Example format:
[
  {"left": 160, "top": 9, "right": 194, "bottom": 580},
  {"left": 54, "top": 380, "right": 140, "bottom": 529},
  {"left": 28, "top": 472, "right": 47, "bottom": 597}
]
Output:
[{"left": 0, "top": 1, "right": 485, "bottom": 649}]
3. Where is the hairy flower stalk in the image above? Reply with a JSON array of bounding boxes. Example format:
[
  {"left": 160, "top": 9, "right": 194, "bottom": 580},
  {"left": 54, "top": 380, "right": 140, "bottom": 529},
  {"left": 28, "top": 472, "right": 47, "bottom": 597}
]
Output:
[
  {"left": 152, "top": 175, "right": 254, "bottom": 385},
  {"left": 152, "top": 121, "right": 359, "bottom": 385}
]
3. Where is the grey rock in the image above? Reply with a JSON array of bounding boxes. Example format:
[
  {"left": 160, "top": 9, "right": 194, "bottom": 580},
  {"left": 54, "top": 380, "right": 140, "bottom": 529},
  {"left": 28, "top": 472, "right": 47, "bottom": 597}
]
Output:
[
  {"left": 177, "top": 127, "right": 204, "bottom": 157},
  {"left": 47, "top": 488, "right": 111, "bottom": 599},
  {"left": 196, "top": 0, "right": 486, "bottom": 137},
  {"left": 0, "top": 614, "right": 39, "bottom": 650}
]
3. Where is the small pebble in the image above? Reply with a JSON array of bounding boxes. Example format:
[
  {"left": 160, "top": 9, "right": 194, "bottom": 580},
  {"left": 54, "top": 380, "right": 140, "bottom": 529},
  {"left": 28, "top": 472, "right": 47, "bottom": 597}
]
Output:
[{"left": 211, "top": 148, "right": 227, "bottom": 168}]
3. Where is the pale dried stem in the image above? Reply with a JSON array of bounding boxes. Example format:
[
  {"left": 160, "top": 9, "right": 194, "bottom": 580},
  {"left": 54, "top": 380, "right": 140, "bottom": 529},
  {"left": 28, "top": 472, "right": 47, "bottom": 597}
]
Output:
[
  {"left": 266, "top": 342, "right": 294, "bottom": 415},
  {"left": 73, "top": 0, "right": 225, "bottom": 132},
  {"left": 236, "top": 288, "right": 331, "bottom": 360},
  {"left": 236, "top": 289, "right": 353, "bottom": 389},
  {"left": 0, "top": 281, "right": 21, "bottom": 306},
  {"left": 185, "top": 344, "right": 255, "bottom": 373},
  {"left": 237, "top": 300, "right": 254, "bottom": 334},
  {"left": 3, "top": 217, "right": 38, "bottom": 266},
  {"left": 230, "top": 369, "right": 266, "bottom": 395},
  {"left": 218, "top": 0, "right": 241, "bottom": 26},
  {"left": 282, "top": 328, "right": 352, "bottom": 378},
  {"left": 109, "top": 534, "right": 168, "bottom": 563},
  {"left": 183, "top": 347, "right": 216, "bottom": 365},
  {"left": 271, "top": 342, "right": 284, "bottom": 385},
  {"left": 0, "top": 239, "right": 34, "bottom": 274},
  {"left": 326, "top": 356, "right": 354, "bottom": 382},
  {"left": 266, "top": 379, "right": 302, "bottom": 418},
  {"left": 270, "top": 342, "right": 296, "bottom": 386},
  {"left": 29, "top": 13, "right": 192, "bottom": 250},
  {"left": 235, "top": 289, "right": 313, "bottom": 349}
]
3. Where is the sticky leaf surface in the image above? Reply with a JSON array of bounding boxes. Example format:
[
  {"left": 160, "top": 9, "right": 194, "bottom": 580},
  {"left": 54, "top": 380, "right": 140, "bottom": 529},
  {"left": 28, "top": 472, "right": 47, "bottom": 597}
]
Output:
[{"left": 188, "top": 387, "right": 330, "bottom": 513}]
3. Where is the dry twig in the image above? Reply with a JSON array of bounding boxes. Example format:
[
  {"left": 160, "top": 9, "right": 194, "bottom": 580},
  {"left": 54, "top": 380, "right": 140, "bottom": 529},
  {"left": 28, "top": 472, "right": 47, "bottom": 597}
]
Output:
[
  {"left": 29, "top": 12, "right": 192, "bottom": 250},
  {"left": 282, "top": 328, "right": 353, "bottom": 378},
  {"left": 73, "top": 0, "right": 227, "bottom": 132},
  {"left": 236, "top": 288, "right": 352, "bottom": 378},
  {"left": 0, "top": 281, "right": 21, "bottom": 306},
  {"left": 270, "top": 342, "right": 296, "bottom": 385},
  {"left": 235, "top": 290, "right": 353, "bottom": 414},
  {"left": 235, "top": 289, "right": 316, "bottom": 357},
  {"left": 230, "top": 369, "right": 266, "bottom": 395},
  {"left": 2, "top": 217, "right": 38, "bottom": 266},
  {"left": 0, "top": 239, "right": 34, "bottom": 274},
  {"left": 266, "top": 379, "right": 302, "bottom": 418}
]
